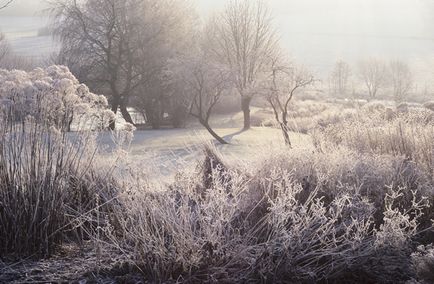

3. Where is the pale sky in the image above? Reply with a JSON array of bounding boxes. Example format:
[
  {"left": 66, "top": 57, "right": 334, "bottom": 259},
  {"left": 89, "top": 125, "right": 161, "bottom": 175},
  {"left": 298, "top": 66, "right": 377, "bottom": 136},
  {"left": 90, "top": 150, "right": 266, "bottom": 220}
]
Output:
[
  {"left": 1, "top": 0, "right": 434, "bottom": 84},
  {"left": 196, "top": 0, "right": 434, "bottom": 84}
]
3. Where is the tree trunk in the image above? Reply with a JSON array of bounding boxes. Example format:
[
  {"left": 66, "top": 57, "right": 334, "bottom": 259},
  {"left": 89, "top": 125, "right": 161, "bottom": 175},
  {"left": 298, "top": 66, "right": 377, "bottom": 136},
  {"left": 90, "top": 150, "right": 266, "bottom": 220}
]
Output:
[
  {"left": 281, "top": 113, "right": 292, "bottom": 147},
  {"left": 67, "top": 115, "right": 73, "bottom": 132},
  {"left": 109, "top": 99, "right": 118, "bottom": 130},
  {"left": 281, "top": 124, "right": 291, "bottom": 147},
  {"left": 109, "top": 95, "right": 134, "bottom": 130},
  {"left": 241, "top": 96, "right": 252, "bottom": 130},
  {"left": 146, "top": 101, "right": 162, "bottom": 129},
  {"left": 201, "top": 120, "right": 228, "bottom": 145},
  {"left": 120, "top": 104, "right": 134, "bottom": 125}
]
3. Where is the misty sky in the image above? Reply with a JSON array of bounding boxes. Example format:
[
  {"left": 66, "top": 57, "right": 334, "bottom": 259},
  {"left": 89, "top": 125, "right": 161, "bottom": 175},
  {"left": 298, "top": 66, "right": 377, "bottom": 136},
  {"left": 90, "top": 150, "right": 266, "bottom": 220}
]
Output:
[
  {"left": 1, "top": 0, "right": 434, "bottom": 85},
  {"left": 3, "top": 0, "right": 433, "bottom": 36}
]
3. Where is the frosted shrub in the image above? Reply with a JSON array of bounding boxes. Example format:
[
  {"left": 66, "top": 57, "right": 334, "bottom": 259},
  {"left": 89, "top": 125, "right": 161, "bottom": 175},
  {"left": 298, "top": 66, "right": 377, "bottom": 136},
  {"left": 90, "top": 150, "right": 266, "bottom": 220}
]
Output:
[
  {"left": 0, "top": 67, "right": 122, "bottom": 257},
  {"left": 104, "top": 161, "right": 250, "bottom": 282},
  {"left": 313, "top": 113, "right": 434, "bottom": 182},
  {"left": 258, "top": 99, "right": 357, "bottom": 134},
  {"left": 362, "top": 100, "right": 386, "bottom": 113},
  {"left": 0, "top": 119, "right": 120, "bottom": 257},
  {"left": 424, "top": 101, "right": 434, "bottom": 112},
  {"left": 412, "top": 245, "right": 434, "bottom": 283},
  {"left": 0, "top": 65, "right": 114, "bottom": 131},
  {"left": 101, "top": 146, "right": 432, "bottom": 283},
  {"left": 251, "top": 169, "right": 375, "bottom": 282},
  {"left": 397, "top": 102, "right": 409, "bottom": 113},
  {"left": 375, "top": 187, "right": 430, "bottom": 247}
]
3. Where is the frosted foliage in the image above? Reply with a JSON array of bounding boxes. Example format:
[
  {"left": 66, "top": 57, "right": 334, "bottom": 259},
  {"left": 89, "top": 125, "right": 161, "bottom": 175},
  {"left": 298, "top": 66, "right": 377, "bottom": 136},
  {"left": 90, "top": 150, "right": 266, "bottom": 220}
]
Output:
[{"left": 0, "top": 65, "right": 114, "bottom": 130}]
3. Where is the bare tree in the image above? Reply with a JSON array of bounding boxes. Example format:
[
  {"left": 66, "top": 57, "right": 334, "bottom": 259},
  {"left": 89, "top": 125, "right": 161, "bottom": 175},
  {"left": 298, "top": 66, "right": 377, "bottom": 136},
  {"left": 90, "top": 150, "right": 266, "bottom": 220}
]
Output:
[
  {"left": 171, "top": 53, "right": 232, "bottom": 144},
  {"left": 50, "top": 0, "right": 194, "bottom": 129},
  {"left": 0, "top": 0, "right": 14, "bottom": 10},
  {"left": 51, "top": 0, "right": 138, "bottom": 127},
  {"left": 389, "top": 60, "right": 413, "bottom": 102},
  {"left": 329, "top": 60, "right": 351, "bottom": 96},
  {"left": 264, "top": 56, "right": 314, "bottom": 146},
  {"left": 209, "top": 0, "right": 278, "bottom": 130},
  {"left": 358, "top": 58, "right": 387, "bottom": 100}
]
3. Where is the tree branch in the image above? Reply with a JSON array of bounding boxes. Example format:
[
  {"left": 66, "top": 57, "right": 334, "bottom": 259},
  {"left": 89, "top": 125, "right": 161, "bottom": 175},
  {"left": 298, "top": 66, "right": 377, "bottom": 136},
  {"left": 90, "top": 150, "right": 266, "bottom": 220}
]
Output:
[{"left": 0, "top": 0, "right": 14, "bottom": 10}]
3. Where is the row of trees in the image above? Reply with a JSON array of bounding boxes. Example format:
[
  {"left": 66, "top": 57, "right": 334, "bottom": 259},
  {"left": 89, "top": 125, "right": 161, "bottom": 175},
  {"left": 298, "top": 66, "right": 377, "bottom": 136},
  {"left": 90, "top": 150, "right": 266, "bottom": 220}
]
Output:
[
  {"left": 0, "top": 0, "right": 315, "bottom": 145},
  {"left": 51, "top": 0, "right": 195, "bottom": 129},
  {"left": 49, "top": 0, "right": 313, "bottom": 145},
  {"left": 329, "top": 58, "right": 414, "bottom": 101}
]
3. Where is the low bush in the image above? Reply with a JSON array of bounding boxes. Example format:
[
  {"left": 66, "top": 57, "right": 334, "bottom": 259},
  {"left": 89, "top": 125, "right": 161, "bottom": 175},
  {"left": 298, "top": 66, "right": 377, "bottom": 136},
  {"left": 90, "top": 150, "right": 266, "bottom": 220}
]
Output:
[
  {"left": 0, "top": 66, "right": 120, "bottom": 258},
  {"left": 424, "top": 101, "right": 434, "bottom": 112},
  {"left": 312, "top": 112, "right": 434, "bottom": 182},
  {"left": 0, "top": 118, "right": 121, "bottom": 257},
  {"left": 412, "top": 245, "right": 434, "bottom": 283},
  {"left": 100, "top": 145, "right": 433, "bottom": 283}
]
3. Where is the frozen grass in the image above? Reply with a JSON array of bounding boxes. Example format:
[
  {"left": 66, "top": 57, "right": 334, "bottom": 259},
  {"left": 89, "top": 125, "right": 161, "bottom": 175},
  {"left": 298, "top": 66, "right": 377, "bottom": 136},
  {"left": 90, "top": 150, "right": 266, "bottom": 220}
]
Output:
[
  {"left": 312, "top": 109, "right": 434, "bottom": 182},
  {"left": 96, "top": 127, "right": 310, "bottom": 179},
  {"left": 424, "top": 101, "right": 434, "bottom": 112},
  {"left": 97, "top": 144, "right": 433, "bottom": 283},
  {"left": 0, "top": 120, "right": 121, "bottom": 257},
  {"left": 1, "top": 99, "right": 433, "bottom": 283}
]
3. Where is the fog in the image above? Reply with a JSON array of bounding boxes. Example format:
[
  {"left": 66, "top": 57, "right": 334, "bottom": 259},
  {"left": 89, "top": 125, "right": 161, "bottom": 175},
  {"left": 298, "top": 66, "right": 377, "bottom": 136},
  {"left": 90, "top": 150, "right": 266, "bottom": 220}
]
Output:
[
  {"left": 0, "top": 0, "right": 49, "bottom": 16},
  {"left": 197, "top": 0, "right": 434, "bottom": 85},
  {"left": 1, "top": 0, "right": 434, "bottom": 83},
  {"left": 1, "top": 1, "right": 434, "bottom": 281}
]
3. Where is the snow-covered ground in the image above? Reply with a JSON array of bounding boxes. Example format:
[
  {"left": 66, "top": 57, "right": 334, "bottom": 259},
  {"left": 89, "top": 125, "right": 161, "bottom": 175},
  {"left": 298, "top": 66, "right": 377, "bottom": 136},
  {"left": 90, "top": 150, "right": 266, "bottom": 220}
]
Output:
[
  {"left": 97, "top": 127, "right": 311, "bottom": 178},
  {"left": 0, "top": 16, "right": 58, "bottom": 61}
]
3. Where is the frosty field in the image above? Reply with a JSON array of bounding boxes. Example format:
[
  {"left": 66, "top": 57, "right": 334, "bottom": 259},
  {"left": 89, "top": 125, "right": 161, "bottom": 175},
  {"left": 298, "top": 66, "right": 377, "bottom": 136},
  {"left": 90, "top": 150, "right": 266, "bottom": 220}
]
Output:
[
  {"left": 97, "top": 126, "right": 310, "bottom": 178},
  {"left": 1, "top": 1, "right": 434, "bottom": 283}
]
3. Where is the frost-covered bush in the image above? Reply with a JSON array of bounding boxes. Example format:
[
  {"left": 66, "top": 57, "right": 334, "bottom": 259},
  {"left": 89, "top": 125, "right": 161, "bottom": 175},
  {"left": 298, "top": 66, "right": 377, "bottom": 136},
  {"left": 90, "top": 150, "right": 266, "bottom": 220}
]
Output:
[
  {"left": 424, "top": 101, "right": 434, "bottom": 112},
  {"left": 251, "top": 100, "right": 358, "bottom": 134},
  {"left": 397, "top": 102, "right": 410, "bottom": 113},
  {"left": 362, "top": 100, "right": 386, "bottom": 113},
  {"left": 0, "top": 66, "right": 114, "bottom": 131},
  {"left": 0, "top": 66, "right": 125, "bottom": 257},
  {"left": 313, "top": 112, "right": 434, "bottom": 181},
  {"left": 0, "top": 119, "right": 121, "bottom": 257},
  {"left": 412, "top": 245, "right": 434, "bottom": 283},
  {"left": 100, "top": 145, "right": 433, "bottom": 283}
]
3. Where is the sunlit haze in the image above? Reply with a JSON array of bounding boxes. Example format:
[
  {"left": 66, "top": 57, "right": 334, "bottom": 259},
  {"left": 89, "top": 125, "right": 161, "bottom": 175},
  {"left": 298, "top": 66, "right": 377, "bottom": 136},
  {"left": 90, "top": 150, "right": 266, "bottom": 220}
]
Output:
[
  {"left": 1, "top": 0, "right": 434, "bottom": 84},
  {"left": 1, "top": 0, "right": 434, "bottom": 282}
]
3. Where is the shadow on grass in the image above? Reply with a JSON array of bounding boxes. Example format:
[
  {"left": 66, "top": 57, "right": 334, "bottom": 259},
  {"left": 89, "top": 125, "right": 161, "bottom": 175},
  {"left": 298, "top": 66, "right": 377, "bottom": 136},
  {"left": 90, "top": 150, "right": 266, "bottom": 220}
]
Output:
[{"left": 223, "top": 129, "right": 248, "bottom": 144}]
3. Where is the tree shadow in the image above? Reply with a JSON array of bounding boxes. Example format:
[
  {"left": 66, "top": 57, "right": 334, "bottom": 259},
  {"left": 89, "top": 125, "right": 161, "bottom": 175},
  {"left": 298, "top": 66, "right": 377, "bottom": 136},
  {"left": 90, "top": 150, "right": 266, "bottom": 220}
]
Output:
[{"left": 223, "top": 129, "right": 248, "bottom": 143}]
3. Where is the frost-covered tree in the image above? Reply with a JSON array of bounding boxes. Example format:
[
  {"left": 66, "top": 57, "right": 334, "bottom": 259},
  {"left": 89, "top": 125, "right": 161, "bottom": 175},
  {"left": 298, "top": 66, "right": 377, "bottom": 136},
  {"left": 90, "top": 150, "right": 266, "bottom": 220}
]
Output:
[
  {"left": 208, "top": 0, "right": 278, "bottom": 130},
  {"left": 169, "top": 50, "right": 233, "bottom": 144},
  {"left": 329, "top": 60, "right": 351, "bottom": 96},
  {"left": 263, "top": 56, "right": 314, "bottom": 146},
  {"left": 0, "top": 65, "right": 114, "bottom": 131},
  {"left": 389, "top": 60, "right": 413, "bottom": 102},
  {"left": 51, "top": 0, "right": 195, "bottom": 129},
  {"left": 358, "top": 58, "right": 387, "bottom": 100}
]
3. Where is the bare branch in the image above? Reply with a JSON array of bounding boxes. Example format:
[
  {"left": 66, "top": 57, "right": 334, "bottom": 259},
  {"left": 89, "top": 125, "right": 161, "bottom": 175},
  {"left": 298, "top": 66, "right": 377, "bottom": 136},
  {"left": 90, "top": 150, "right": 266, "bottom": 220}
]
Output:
[
  {"left": 0, "top": 0, "right": 14, "bottom": 10},
  {"left": 262, "top": 57, "right": 314, "bottom": 146},
  {"left": 207, "top": 0, "right": 279, "bottom": 129}
]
